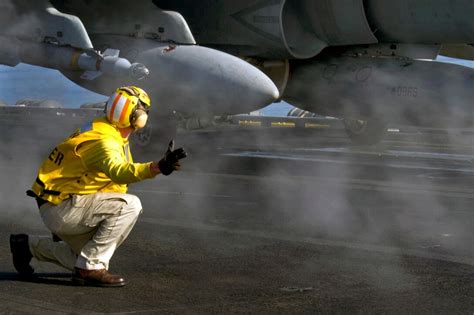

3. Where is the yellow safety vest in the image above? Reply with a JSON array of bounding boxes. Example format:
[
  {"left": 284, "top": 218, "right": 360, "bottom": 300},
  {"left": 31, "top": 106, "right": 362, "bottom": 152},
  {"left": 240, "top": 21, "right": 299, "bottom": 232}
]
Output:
[{"left": 31, "top": 117, "right": 153, "bottom": 205}]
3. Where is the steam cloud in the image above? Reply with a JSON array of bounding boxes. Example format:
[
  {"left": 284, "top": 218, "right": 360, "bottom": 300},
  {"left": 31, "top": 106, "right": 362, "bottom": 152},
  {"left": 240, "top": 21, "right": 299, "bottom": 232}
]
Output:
[{"left": 0, "top": 0, "right": 472, "bottom": 303}]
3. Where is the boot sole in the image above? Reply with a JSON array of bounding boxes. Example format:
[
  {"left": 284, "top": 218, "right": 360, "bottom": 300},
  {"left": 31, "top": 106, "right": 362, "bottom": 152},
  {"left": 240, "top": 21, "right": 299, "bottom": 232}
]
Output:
[{"left": 72, "top": 277, "right": 126, "bottom": 287}]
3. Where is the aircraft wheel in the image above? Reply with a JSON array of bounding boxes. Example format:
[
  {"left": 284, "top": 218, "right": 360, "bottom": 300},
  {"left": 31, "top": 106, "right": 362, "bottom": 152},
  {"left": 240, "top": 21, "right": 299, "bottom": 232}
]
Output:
[
  {"left": 343, "top": 118, "right": 387, "bottom": 145},
  {"left": 130, "top": 114, "right": 178, "bottom": 159}
]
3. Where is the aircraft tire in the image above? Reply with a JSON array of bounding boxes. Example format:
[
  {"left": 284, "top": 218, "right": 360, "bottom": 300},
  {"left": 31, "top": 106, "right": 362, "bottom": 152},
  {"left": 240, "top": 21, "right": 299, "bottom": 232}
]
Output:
[
  {"left": 343, "top": 118, "right": 387, "bottom": 145},
  {"left": 130, "top": 113, "right": 178, "bottom": 160}
]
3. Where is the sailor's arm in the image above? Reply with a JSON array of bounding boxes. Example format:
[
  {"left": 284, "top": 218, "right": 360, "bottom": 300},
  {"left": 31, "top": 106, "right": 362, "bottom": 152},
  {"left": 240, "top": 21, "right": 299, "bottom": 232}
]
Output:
[{"left": 78, "top": 139, "right": 155, "bottom": 184}]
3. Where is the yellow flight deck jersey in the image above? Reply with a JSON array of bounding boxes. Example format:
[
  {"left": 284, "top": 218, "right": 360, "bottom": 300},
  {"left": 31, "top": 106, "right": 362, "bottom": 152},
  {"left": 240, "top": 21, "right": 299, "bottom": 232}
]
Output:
[{"left": 31, "top": 117, "right": 154, "bottom": 205}]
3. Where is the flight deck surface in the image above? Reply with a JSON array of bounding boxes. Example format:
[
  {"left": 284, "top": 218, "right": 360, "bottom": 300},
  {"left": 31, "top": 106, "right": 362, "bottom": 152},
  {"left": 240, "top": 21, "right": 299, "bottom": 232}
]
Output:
[{"left": 0, "top": 124, "right": 472, "bottom": 313}]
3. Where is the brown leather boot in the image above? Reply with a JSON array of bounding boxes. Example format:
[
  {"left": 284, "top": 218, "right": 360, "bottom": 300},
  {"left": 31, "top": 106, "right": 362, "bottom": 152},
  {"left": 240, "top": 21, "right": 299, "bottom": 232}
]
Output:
[{"left": 73, "top": 268, "right": 126, "bottom": 287}]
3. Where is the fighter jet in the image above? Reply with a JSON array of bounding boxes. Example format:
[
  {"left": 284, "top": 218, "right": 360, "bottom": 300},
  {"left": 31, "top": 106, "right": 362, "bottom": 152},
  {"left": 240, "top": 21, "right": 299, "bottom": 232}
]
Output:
[
  {"left": 151, "top": 0, "right": 474, "bottom": 144},
  {"left": 1, "top": 0, "right": 473, "bottom": 145}
]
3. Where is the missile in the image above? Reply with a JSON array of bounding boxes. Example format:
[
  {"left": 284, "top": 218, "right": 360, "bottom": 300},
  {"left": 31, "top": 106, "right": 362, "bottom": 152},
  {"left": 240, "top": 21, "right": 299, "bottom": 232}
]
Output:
[
  {"left": 78, "top": 49, "right": 149, "bottom": 81},
  {"left": 0, "top": 37, "right": 149, "bottom": 81}
]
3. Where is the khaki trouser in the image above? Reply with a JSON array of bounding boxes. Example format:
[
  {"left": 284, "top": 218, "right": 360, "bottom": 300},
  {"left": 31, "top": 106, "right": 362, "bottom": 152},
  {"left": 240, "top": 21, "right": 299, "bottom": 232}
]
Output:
[{"left": 28, "top": 192, "right": 142, "bottom": 271}]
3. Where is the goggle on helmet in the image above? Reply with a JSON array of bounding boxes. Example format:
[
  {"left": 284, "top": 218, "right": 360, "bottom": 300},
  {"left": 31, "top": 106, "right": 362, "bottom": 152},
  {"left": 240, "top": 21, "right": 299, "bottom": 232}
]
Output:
[{"left": 105, "top": 86, "right": 151, "bottom": 129}]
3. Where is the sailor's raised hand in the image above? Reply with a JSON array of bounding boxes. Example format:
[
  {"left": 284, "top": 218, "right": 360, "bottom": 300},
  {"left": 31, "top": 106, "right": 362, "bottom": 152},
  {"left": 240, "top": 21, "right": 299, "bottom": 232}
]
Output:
[{"left": 157, "top": 140, "right": 187, "bottom": 176}]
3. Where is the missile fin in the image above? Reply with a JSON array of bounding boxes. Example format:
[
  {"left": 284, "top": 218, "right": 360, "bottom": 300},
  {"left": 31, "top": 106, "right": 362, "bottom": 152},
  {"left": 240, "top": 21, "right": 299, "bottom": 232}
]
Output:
[{"left": 103, "top": 49, "right": 120, "bottom": 58}]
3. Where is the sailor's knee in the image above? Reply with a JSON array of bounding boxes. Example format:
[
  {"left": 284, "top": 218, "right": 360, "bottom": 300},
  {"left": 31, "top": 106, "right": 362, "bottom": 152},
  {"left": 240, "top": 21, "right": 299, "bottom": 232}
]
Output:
[{"left": 124, "top": 194, "right": 142, "bottom": 217}]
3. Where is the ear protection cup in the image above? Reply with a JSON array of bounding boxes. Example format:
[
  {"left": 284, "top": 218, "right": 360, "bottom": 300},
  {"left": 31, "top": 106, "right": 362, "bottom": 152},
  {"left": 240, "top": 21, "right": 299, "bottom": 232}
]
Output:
[{"left": 130, "top": 107, "right": 148, "bottom": 129}]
